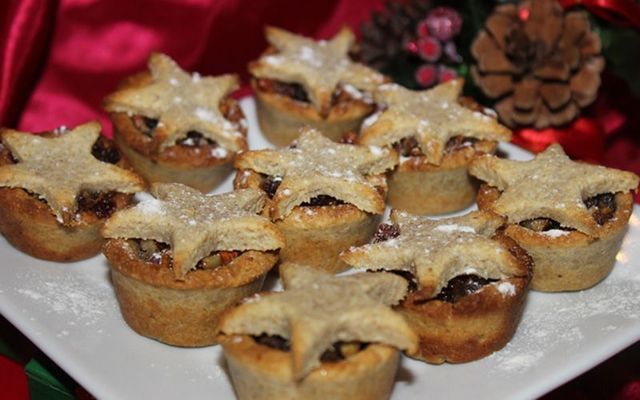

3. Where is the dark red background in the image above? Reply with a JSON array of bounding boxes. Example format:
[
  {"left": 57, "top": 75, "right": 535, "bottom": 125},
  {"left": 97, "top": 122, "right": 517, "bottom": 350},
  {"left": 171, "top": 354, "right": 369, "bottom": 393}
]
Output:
[{"left": 1, "top": 0, "right": 639, "bottom": 399}]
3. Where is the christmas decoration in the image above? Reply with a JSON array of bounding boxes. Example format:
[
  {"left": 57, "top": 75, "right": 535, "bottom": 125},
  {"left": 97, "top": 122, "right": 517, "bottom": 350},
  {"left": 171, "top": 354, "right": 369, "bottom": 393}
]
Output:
[
  {"left": 407, "top": 6, "right": 464, "bottom": 87},
  {"left": 470, "top": 0, "right": 605, "bottom": 129},
  {"left": 359, "top": 0, "right": 432, "bottom": 71}
]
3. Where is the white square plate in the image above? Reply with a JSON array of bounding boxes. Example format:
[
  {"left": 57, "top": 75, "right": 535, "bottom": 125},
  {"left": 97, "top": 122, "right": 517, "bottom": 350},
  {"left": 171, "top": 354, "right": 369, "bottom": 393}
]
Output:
[{"left": 0, "top": 98, "right": 639, "bottom": 400}]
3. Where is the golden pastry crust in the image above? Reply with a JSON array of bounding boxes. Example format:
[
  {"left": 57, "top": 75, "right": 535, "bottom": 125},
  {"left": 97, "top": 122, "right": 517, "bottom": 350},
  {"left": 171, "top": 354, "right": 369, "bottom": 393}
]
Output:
[
  {"left": 222, "top": 336, "right": 400, "bottom": 400},
  {"left": 0, "top": 123, "right": 143, "bottom": 261},
  {"left": 102, "top": 183, "right": 284, "bottom": 279},
  {"left": 341, "top": 210, "right": 532, "bottom": 363},
  {"left": 249, "top": 26, "right": 385, "bottom": 145},
  {"left": 110, "top": 111, "right": 234, "bottom": 193},
  {"left": 105, "top": 53, "right": 248, "bottom": 192},
  {"left": 398, "top": 233, "right": 531, "bottom": 363},
  {"left": 234, "top": 128, "right": 396, "bottom": 219},
  {"left": 359, "top": 80, "right": 511, "bottom": 214},
  {"left": 218, "top": 265, "right": 416, "bottom": 378},
  {"left": 233, "top": 128, "right": 395, "bottom": 272},
  {"left": 251, "top": 79, "right": 374, "bottom": 146},
  {"left": 359, "top": 80, "right": 511, "bottom": 165},
  {"left": 470, "top": 144, "right": 639, "bottom": 235},
  {"left": 234, "top": 168, "right": 381, "bottom": 273},
  {"left": 104, "top": 239, "right": 277, "bottom": 347},
  {"left": 0, "top": 187, "right": 131, "bottom": 261},
  {"left": 477, "top": 184, "right": 634, "bottom": 291},
  {"left": 386, "top": 139, "right": 497, "bottom": 214}
]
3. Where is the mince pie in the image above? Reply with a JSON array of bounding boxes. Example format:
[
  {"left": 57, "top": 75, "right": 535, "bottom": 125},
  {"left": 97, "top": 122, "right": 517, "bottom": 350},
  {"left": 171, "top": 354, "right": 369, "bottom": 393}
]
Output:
[
  {"left": 470, "top": 144, "right": 639, "bottom": 292},
  {"left": 341, "top": 210, "right": 532, "bottom": 364},
  {"left": 359, "top": 79, "right": 512, "bottom": 214},
  {"left": 250, "top": 26, "right": 386, "bottom": 145},
  {"left": 101, "top": 183, "right": 284, "bottom": 346},
  {"left": 217, "top": 264, "right": 417, "bottom": 400},
  {"left": 0, "top": 122, "right": 144, "bottom": 261},
  {"left": 104, "top": 53, "right": 247, "bottom": 192},
  {"left": 234, "top": 127, "right": 397, "bottom": 273}
]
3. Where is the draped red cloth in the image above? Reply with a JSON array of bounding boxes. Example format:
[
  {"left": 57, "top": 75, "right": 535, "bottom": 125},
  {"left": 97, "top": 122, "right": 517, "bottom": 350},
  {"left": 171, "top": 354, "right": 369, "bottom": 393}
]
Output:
[
  {"left": 0, "top": 1, "right": 639, "bottom": 398},
  {"left": 0, "top": 0, "right": 385, "bottom": 134}
]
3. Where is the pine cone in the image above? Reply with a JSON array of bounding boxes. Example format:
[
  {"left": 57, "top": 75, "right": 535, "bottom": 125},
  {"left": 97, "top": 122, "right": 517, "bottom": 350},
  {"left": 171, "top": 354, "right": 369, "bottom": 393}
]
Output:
[
  {"left": 360, "top": 0, "right": 432, "bottom": 70},
  {"left": 471, "top": 0, "right": 604, "bottom": 129}
]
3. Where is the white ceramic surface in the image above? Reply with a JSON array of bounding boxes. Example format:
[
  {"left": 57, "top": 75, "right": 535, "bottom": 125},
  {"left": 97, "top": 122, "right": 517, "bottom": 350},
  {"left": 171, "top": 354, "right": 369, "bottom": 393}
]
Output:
[{"left": 0, "top": 98, "right": 638, "bottom": 400}]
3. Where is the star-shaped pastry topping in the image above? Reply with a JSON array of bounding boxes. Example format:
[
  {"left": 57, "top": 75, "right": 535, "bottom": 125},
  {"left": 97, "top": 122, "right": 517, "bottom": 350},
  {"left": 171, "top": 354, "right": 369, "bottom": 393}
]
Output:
[
  {"left": 234, "top": 127, "right": 397, "bottom": 219},
  {"left": 219, "top": 264, "right": 417, "bottom": 379},
  {"left": 0, "top": 122, "right": 144, "bottom": 225},
  {"left": 359, "top": 79, "right": 512, "bottom": 165},
  {"left": 104, "top": 53, "right": 245, "bottom": 152},
  {"left": 341, "top": 210, "right": 525, "bottom": 299},
  {"left": 102, "top": 183, "right": 285, "bottom": 279},
  {"left": 250, "top": 26, "right": 385, "bottom": 113},
  {"left": 470, "top": 144, "right": 639, "bottom": 235}
]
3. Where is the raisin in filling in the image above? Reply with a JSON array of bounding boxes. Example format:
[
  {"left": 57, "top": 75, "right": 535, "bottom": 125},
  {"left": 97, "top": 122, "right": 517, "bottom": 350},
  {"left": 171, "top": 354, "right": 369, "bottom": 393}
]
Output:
[
  {"left": 393, "top": 137, "right": 422, "bottom": 157},
  {"left": 433, "top": 274, "right": 498, "bottom": 303},
  {"left": 91, "top": 136, "right": 121, "bottom": 164},
  {"left": 301, "top": 195, "right": 345, "bottom": 207},
  {"left": 372, "top": 223, "right": 400, "bottom": 243},
  {"left": 132, "top": 115, "right": 159, "bottom": 137},
  {"left": 76, "top": 190, "right": 117, "bottom": 219},
  {"left": 253, "top": 334, "right": 367, "bottom": 362},
  {"left": 257, "top": 79, "right": 362, "bottom": 107},
  {"left": 257, "top": 78, "right": 309, "bottom": 103},
  {"left": 176, "top": 131, "right": 216, "bottom": 147},
  {"left": 584, "top": 193, "right": 617, "bottom": 225},
  {"left": 260, "top": 175, "right": 344, "bottom": 206},
  {"left": 260, "top": 175, "right": 282, "bottom": 199}
]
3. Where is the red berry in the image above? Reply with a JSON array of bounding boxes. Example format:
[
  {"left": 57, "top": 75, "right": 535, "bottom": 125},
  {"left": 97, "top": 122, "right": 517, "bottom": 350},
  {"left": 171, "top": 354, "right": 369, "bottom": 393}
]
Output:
[
  {"left": 438, "top": 66, "right": 458, "bottom": 83},
  {"left": 417, "top": 37, "right": 441, "bottom": 62},
  {"left": 425, "top": 7, "right": 462, "bottom": 42},
  {"left": 405, "top": 40, "right": 419, "bottom": 55},
  {"left": 416, "top": 20, "right": 430, "bottom": 38},
  {"left": 416, "top": 64, "right": 438, "bottom": 87}
]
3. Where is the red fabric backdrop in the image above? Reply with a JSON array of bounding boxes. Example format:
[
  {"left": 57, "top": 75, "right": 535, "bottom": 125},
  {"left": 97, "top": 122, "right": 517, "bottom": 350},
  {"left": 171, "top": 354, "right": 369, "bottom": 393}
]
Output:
[{"left": 0, "top": 0, "right": 386, "bottom": 134}]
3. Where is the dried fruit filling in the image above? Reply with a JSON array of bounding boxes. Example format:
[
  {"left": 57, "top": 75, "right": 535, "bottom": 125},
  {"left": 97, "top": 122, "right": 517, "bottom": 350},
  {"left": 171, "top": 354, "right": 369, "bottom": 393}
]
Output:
[
  {"left": 259, "top": 175, "right": 345, "bottom": 206},
  {"left": 519, "top": 192, "right": 617, "bottom": 231},
  {"left": 256, "top": 78, "right": 365, "bottom": 107},
  {"left": 132, "top": 239, "right": 240, "bottom": 269},
  {"left": 252, "top": 333, "right": 367, "bottom": 362},
  {"left": 434, "top": 274, "right": 498, "bottom": 303},
  {"left": 392, "top": 135, "right": 478, "bottom": 157},
  {"left": 76, "top": 190, "right": 117, "bottom": 219}
]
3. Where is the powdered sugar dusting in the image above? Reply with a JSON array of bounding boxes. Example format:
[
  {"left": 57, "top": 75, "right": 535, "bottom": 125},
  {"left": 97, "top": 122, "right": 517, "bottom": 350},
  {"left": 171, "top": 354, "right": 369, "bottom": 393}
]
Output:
[
  {"left": 488, "top": 276, "right": 640, "bottom": 373},
  {"left": 540, "top": 229, "right": 571, "bottom": 237},
  {"left": 496, "top": 281, "right": 516, "bottom": 296},
  {"left": 14, "top": 271, "right": 116, "bottom": 328},
  {"left": 434, "top": 224, "right": 475, "bottom": 234}
]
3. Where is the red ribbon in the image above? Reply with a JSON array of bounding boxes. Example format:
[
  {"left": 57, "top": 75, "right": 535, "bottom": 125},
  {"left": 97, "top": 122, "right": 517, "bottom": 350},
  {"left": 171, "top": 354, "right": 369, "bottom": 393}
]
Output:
[
  {"left": 512, "top": 117, "right": 605, "bottom": 163},
  {"left": 558, "top": 0, "right": 640, "bottom": 29}
]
